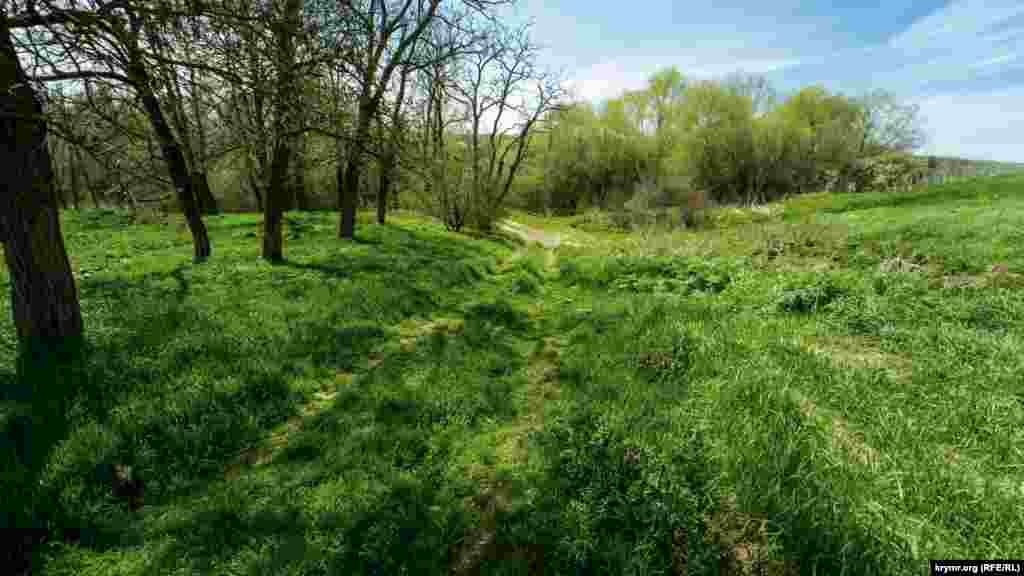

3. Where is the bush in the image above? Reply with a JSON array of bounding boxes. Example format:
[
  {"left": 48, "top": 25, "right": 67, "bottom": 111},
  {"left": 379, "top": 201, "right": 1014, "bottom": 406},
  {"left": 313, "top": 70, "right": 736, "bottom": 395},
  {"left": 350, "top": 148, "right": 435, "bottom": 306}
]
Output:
[{"left": 775, "top": 274, "right": 850, "bottom": 314}]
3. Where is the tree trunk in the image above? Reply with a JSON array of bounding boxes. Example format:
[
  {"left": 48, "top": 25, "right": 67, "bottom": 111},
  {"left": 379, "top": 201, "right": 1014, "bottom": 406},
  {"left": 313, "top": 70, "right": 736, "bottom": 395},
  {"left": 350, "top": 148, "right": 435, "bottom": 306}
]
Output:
[
  {"left": 69, "top": 145, "right": 80, "bottom": 210},
  {"left": 0, "top": 16, "right": 83, "bottom": 350},
  {"left": 339, "top": 150, "right": 361, "bottom": 238},
  {"left": 377, "top": 149, "right": 394, "bottom": 224},
  {"left": 129, "top": 63, "right": 210, "bottom": 261},
  {"left": 192, "top": 170, "right": 218, "bottom": 214},
  {"left": 290, "top": 92, "right": 308, "bottom": 211},
  {"left": 244, "top": 148, "right": 264, "bottom": 211},
  {"left": 52, "top": 138, "right": 68, "bottom": 210},
  {"left": 263, "top": 141, "right": 285, "bottom": 262},
  {"left": 338, "top": 98, "right": 373, "bottom": 239},
  {"left": 188, "top": 63, "right": 217, "bottom": 216},
  {"left": 339, "top": 153, "right": 359, "bottom": 238},
  {"left": 86, "top": 170, "right": 100, "bottom": 208}
]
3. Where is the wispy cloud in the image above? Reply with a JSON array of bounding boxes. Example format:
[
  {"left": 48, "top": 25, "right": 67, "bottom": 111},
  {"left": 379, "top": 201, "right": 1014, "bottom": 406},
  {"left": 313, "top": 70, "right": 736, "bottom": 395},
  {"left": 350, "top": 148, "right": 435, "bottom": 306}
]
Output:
[
  {"left": 886, "top": 0, "right": 1024, "bottom": 86},
  {"left": 772, "top": 1, "right": 1024, "bottom": 97},
  {"left": 889, "top": 0, "right": 1024, "bottom": 53}
]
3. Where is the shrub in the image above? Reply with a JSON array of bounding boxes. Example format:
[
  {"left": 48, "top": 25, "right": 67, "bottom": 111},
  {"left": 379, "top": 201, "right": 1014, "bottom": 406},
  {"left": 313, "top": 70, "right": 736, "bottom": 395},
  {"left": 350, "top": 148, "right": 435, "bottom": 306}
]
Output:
[{"left": 775, "top": 274, "right": 849, "bottom": 314}]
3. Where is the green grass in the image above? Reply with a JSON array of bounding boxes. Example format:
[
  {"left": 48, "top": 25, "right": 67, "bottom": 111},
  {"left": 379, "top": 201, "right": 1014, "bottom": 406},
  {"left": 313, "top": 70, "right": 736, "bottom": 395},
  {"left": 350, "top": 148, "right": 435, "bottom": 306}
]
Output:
[{"left": 3, "top": 174, "right": 1024, "bottom": 575}]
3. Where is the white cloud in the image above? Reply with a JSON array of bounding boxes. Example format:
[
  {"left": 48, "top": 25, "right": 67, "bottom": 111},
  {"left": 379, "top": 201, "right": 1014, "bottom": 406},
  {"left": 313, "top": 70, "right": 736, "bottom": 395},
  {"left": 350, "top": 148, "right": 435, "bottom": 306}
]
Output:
[
  {"left": 563, "top": 60, "right": 654, "bottom": 103},
  {"left": 915, "top": 87, "right": 1024, "bottom": 162},
  {"left": 563, "top": 58, "right": 802, "bottom": 104}
]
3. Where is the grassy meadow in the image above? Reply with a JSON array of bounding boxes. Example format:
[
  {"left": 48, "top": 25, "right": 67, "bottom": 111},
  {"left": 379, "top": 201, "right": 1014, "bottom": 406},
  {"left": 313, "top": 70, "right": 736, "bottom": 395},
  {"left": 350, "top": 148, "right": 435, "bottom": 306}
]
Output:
[{"left": 3, "top": 174, "right": 1024, "bottom": 574}]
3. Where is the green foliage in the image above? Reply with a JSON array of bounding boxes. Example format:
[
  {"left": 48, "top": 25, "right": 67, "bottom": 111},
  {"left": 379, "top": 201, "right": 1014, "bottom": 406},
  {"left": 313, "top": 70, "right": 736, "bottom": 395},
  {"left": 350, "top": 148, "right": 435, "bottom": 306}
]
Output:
[
  {"left": 559, "top": 254, "right": 738, "bottom": 296},
  {"left": 525, "top": 70, "right": 938, "bottom": 217},
  {"left": 524, "top": 410, "right": 717, "bottom": 574},
  {"left": 775, "top": 274, "right": 850, "bottom": 314}
]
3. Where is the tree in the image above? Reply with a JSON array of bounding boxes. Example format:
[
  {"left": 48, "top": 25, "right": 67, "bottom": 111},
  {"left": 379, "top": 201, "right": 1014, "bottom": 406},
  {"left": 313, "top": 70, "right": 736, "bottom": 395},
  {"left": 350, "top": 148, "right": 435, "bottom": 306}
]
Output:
[
  {"left": 331, "top": 0, "right": 504, "bottom": 239},
  {"left": 334, "top": 0, "right": 440, "bottom": 239},
  {"left": 643, "top": 66, "right": 686, "bottom": 185},
  {"left": 143, "top": 5, "right": 220, "bottom": 214},
  {"left": 776, "top": 86, "right": 863, "bottom": 193},
  {"left": 0, "top": 9, "right": 83, "bottom": 350},
  {"left": 263, "top": 0, "right": 303, "bottom": 262},
  {"left": 679, "top": 80, "right": 755, "bottom": 204},
  {"left": 855, "top": 90, "right": 926, "bottom": 156},
  {"left": 722, "top": 72, "right": 776, "bottom": 117},
  {"left": 375, "top": 57, "right": 411, "bottom": 223},
  {"left": 450, "top": 20, "right": 564, "bottom": 230}
]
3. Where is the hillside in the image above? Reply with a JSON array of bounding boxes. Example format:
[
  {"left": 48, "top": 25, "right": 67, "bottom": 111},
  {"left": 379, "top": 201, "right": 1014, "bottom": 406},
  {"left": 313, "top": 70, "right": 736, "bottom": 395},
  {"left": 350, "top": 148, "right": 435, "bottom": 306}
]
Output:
[{"left": 3, "top": 175, "right": 1024, "bottom": 574}]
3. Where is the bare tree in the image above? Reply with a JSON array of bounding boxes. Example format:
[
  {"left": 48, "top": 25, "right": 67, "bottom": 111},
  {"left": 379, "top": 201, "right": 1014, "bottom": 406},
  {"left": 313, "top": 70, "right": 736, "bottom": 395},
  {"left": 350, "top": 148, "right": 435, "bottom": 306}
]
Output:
[
  {"left": 855, "top": 90, "right": 926, "bottom": 156},
  {"left": 449, "top": 20, "right": 564, "bottom": 230},
  {"left": 143, "top": 6, "right": 220, "bottom": 214},
  {"left": 722, "top": 72, "right": 776, "bottom": 117},
  {"left": 332, "top": 0, "right": 446, "bottom": 239},
  {"left": 0, "top": 9, "right": 82, "bottom": 349},
  {"left": 374, "top": 52, "right": 412, "bottom": 223}
]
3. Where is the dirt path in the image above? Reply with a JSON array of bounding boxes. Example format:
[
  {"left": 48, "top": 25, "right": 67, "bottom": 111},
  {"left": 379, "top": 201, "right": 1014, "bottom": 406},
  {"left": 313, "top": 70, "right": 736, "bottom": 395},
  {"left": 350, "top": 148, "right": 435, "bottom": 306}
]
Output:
[{"left": 498, "top": 220, "right": 577, "bottom": 250}]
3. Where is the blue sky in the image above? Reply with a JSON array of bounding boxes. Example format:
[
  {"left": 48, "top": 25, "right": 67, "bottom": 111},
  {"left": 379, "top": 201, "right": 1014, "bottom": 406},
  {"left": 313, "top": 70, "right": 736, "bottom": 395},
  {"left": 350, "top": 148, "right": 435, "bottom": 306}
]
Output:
[{"left": 502, "top": 0, "right": 1024, "bottom": 162}]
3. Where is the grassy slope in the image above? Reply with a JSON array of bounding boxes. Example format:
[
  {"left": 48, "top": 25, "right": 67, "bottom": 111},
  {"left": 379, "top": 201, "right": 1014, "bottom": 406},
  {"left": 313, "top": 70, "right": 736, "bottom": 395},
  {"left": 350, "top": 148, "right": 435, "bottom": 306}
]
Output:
[
  {"left": 2, "top": 174, "right": 1023, "bottom": 574},
  {"left": 540, "top": 174, "right": 1024, "bottom": 571}
]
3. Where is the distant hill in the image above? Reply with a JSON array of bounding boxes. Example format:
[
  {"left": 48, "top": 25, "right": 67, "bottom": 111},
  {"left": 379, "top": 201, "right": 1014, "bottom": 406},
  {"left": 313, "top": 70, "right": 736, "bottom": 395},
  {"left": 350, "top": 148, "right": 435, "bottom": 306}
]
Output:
[{"left": 914, "top": 155, "right": 1024, "bottom": 182}]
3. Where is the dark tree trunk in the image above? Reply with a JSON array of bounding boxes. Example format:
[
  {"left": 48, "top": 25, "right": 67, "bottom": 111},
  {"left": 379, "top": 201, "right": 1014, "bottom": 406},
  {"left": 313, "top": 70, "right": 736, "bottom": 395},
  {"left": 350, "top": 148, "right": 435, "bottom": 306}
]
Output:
[
  {"left": 263, "top": 0, "right": 300, "bottom": 259},
  {"left": 290, "top": 94, "right": 308, "bottom": 211},
  {"left": 263, "top": 142, "right": 285, "bottom": 262},
  {"left": 135, "top": 84, "right": 210, "bottom": 261},
  {"left": 377, "top": 150, "right": 394, "bottom": 225},
  {"left": 69, "top": 145, "right": 80, "bottom": 210},
  {"left": 338, "top": 98, "right": 373, "bottom": 239},
  {"left": 0, "top": 15, "right": 83, "bottom": 349},
  {"left": 192, "top": 170, "right": 218, "bottom": 214},
  {"left": 339, "top": 154, "right": 360, "bottom": 239},
  {"left": 126, "top": 19, "right": 210, "bottom": 262}
]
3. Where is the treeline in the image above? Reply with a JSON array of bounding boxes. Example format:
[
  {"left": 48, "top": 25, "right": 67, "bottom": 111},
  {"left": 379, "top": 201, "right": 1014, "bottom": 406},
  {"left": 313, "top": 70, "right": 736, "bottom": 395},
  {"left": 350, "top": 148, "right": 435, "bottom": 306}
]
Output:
[{"left": 512, "top": 67, "right": 930, "bottom": 216}]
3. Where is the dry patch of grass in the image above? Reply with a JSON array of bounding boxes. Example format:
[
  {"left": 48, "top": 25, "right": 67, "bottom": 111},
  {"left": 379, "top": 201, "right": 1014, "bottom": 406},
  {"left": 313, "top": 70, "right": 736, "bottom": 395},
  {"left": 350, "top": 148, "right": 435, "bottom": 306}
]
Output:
[
  {"left": 798, "top": 335, "right": 912, "bottom": 384},
  {"left": 934, "top": 266, "right": 1024, "bottom": 290},
  {"left": 398, "top": 317, "right": 465, "bottom": 351},
  {"left": 788, "top": 388, "right": 881, "bottom": 469},
  {"left": 704, "top": 495, "right": 800, "bottom": 576}
]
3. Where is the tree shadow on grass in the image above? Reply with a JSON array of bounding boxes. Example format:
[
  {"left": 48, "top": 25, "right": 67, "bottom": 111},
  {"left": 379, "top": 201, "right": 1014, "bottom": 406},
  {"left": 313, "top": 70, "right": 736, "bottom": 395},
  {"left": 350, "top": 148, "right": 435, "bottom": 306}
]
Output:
[
  {"left": 129, "top": 298, "right": 536, "bottom": 575},
  {"left": 6, "top": 220, "right": 521, "bottom": 574},
  {"left": 0, "top": 270, "right": 306, "bottom": 573}
]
